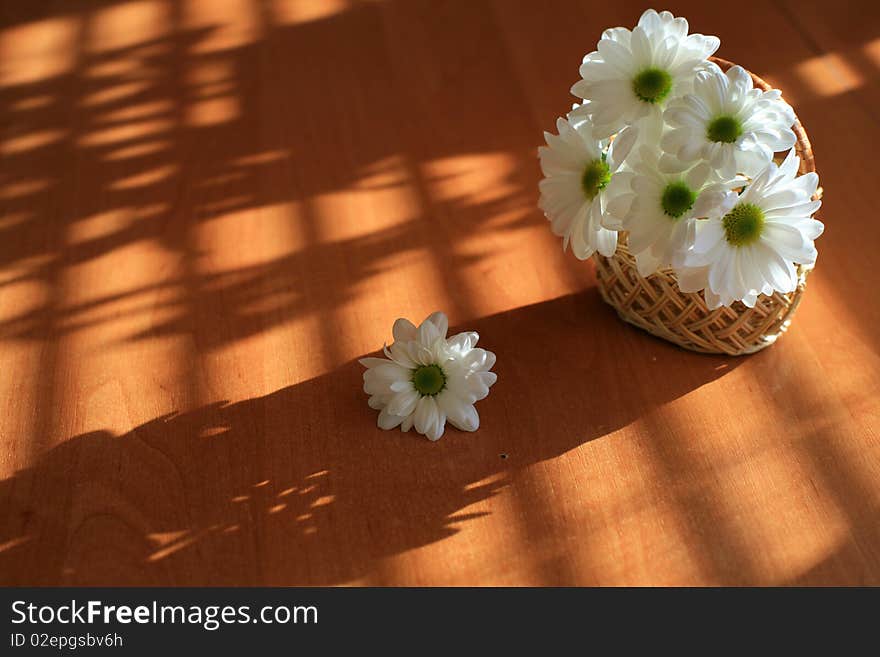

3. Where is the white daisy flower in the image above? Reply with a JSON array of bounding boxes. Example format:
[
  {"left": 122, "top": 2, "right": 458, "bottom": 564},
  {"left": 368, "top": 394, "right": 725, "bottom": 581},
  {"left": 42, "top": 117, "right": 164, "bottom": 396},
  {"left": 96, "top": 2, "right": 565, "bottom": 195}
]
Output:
[
  {"left": 661, "top": 62, "right": 796, "bottom": 178},
  {"left": 606, "top": 145, "right": 738, "bottom": 277},
  {"left": 538, "top": 114, "right": 637, "bottom": 260},
  {"left": 570, "top": 8, "right": 719, "bottom": 141},
  {"left": 360, "top": 312, "right": 497, "bottom": 442},
  {"left": 682, "top": 149, "right": 823, "bottom": 308}
]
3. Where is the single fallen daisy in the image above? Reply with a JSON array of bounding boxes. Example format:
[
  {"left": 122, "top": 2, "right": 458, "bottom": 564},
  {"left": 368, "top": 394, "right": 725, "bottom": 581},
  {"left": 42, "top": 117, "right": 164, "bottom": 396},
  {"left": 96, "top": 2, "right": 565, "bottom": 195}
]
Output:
[
  {"left": 661, "top": 62, "right": 796, "bottom": 178},
  {"left": 681, "top": 149, "right": 823, "bottom": 308},
  {"left": 606, "top": 144, "right": 739, "bottom": 276},
  {"left": 360, "top": 312, "right": 497, "bottom": 442},
  {"left": 571, "top": 8, "right": 719, "bottom": 141},
  {"left": 538, "top": 113, "right": 637, "bottom": 259}
]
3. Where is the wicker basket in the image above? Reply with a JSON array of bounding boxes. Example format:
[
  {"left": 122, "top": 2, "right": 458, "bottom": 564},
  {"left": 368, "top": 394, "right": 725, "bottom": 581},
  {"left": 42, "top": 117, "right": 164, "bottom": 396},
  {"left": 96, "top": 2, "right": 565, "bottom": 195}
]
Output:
[{"left": 593, "top": 57, "right": 819, "bottom": 356}]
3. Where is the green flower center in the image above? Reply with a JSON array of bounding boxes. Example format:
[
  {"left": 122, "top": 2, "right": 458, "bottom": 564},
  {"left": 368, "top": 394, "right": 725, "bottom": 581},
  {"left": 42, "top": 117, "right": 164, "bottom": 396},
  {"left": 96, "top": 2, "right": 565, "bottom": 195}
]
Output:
[
  {"left": 722, "top": 203, "right": 765, "bottom": 246},
  {"left": 581, "top": 158, "right": 611, "bottom": 200},
  {"left": 632, "top": 67, "right": 673, "bottom": 103},
  {"left": 661, "top": 181, "right": 697, "bottom": 219},
  {"left": 412, "top": 364, "right": 446, "bottom": 396},
  {"left": 706, "top": 115, "right": 743, "bottom": 144}
]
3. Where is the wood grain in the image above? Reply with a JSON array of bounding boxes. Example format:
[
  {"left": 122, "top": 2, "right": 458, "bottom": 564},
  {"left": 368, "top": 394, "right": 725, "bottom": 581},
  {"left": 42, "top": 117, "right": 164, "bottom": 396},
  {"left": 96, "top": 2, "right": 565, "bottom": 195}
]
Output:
[{"left": 0, "top": 0, "right": 878, "bottom": 586}]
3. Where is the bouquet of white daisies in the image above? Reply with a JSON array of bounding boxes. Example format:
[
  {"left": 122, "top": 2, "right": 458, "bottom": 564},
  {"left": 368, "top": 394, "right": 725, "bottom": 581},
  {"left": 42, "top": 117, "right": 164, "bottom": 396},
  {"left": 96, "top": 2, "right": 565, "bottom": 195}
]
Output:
[{"left": 538, "top": 8, "right": 823, "bottom": 312}]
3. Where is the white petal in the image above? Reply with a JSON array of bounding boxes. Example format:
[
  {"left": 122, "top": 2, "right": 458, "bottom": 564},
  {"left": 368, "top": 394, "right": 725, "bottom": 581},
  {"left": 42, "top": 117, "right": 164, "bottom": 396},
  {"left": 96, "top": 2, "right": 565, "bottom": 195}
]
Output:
[
  {"left": 762, "top": 223, "right": 815, "bottom": 264},
  {"left": 368, "top": 395, "right": 387, "bottom": 410},
  {"left": 626, "top": 210, "right": 668, "bottom": 254},
  {"left": 416, "top": 318, "right": 441, "bottom": 348},
  {"left": 794, "top": 217, "right": 824, "bottom": 241},
  {"left": 777, "top": 148, "right": 801, "bottom": 180},
  {"left": 638, "top": 8, "right": 662, "bottom": 34},
  {"left": 449, "top": 404, "right": 479, "bottom": 432},
  {"left": 727, "top": 65, "right": 752, "bottom": 101},
  {"left": 636, "top": 249, "right": 663, "bottom": 277},
  {"left": 676, "top": 265, "right": 709, "bottom": 293},
  {"left": 579, "top": 59, "right": 617, "bottom": 83},
  {"left": 462, "top": 373, "right": 491, "bottom": 403},
  {"left": 428, "top": 405, "right": 447, "bottom": 441},
  {"left": 604, "top": 191, "right": 634, "bottom": 228},
  {"left": 595, "top": 226, "right": 618, "bottom": 257},
  {"left": 438, "top": 393, "right": 480, "bottom": 432},
  {"left": 693, "top": 220, "right": 724, "bottom": 254},
  {"left": 461, "top": 347, "right": 496, "bottom": 373},
  {"left": 764, "top": 199, "right": 821, "bottom": 220},
  {"left": 735, "top": 147, "right": 772, "bottom": 178},
  {"left": 708, "top": 247, "right": 733, "bottom": 294},
  {"left": 569, "top": 203, "right": 596, "bottom": 260},
  {"left": 364, "top": 361, "right": 409, "bottom": 384},
  {"left": 414, "top": 396, "right": 444, "bottom": 440},
  {"left": 447, "top": 331, "right": 479, "bottom": 352},
  {"left": 658, "top": 153, "right": 690, "bottom": 174},
  {"left": 737, "top": 244, "right": 765, "bottom": 295},
  {"left": 423, "top": 311, "right": 449, "bottom": 339},
  {"left": 608, "top": 124, "right": 638, "bottom": 170},
  {"left": 661, "top": 126, "right": 697, "bottom": 154},
  {"left": 597, "top": 38, "right": 636, "bottom": 75},
  {"left": 477, "top": 371, "right": 498, "bottom": 389},
  {"left": 629, "top": 26, "right": 653, "bottom": 67},
  {"left": 377, "top": 408, "right": 405, "bottom": 431},
  {"left": 703, "top": 287, "right": 723, "bottom": 309},
  {"left": 684, "top": 161, "right": 712, "bottom": 190},
  {"left": 392, "top": 318, "right": 417, "bottom": 342},
  {"left": 754, "top": 242, "right": 797, "bottom": 292},
  {"left": 386, "top": 388, "right": 420, "bottom": 417},
  {"left": 387, "top": 341, "right": 417, "bottom": 368}
]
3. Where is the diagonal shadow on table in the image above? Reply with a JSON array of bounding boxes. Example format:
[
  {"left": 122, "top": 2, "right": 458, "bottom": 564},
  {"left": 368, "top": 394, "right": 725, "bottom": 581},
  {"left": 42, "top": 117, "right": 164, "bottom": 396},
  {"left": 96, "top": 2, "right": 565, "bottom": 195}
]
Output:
[{"left": 0, "top": 290, "right": 739, "bottom": 585}]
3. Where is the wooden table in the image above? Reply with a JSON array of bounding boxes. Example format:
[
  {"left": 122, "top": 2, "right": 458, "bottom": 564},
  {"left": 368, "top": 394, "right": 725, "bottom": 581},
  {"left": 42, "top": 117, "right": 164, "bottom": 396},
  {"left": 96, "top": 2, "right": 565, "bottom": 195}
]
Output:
[{"left": 1, "top": 0, "right": 878, "bottom": 586}]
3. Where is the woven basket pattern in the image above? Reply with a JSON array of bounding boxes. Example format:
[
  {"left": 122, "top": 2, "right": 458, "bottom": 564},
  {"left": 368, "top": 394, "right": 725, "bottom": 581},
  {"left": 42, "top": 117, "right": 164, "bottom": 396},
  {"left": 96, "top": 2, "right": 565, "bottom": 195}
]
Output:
[{"left": 594, "top": 57, "right": 818, "bottom": 356}]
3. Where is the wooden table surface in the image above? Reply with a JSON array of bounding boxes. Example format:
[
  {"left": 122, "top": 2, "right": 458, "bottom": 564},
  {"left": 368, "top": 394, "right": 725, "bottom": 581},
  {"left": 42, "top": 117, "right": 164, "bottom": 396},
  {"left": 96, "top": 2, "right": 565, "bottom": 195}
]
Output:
[{"left": 1, "top": 0, "right": 878, "bottom": 586}]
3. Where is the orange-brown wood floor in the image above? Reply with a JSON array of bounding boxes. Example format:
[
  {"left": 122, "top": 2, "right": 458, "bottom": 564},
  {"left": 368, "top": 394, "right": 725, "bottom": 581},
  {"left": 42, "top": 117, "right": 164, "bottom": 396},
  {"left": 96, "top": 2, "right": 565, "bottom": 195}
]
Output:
[{"left": 1, "top": 0, "right": 878, "bottom": 586}]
